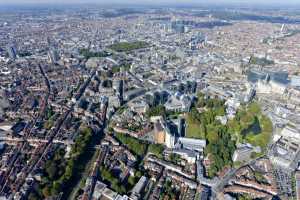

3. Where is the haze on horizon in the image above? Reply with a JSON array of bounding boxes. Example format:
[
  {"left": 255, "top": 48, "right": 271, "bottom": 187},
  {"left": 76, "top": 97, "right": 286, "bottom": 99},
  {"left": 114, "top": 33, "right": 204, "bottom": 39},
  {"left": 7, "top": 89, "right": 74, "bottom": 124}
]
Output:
[{"left": 0, "top": 0, "right": 300, "bottom": 5}]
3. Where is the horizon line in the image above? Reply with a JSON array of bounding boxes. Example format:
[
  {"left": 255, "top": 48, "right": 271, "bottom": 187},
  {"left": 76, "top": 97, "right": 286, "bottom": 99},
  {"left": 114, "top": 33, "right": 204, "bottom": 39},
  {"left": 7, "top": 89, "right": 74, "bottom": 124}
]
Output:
[{"left": 1, "top": 1, "right": 300, "bottom": 6}]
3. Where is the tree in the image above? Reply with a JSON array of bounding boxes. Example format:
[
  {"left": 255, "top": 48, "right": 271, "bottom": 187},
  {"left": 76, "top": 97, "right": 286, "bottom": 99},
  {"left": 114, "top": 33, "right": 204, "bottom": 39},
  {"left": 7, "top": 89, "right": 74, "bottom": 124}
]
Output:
[
  {"left": 79, "top": 48, "right": 109, "bottom": 59},
  {"left": 28, "top": 192, "right": 39, "bottom": 200},
  {"left": 248, "top": 102, "right": 261, "bottom": 114},
  {"left": 42, "top": 186, "right": 51, "bottom": 197},
  {"left": 38, "top": 126, "right": 93, "bottom": 198},
  {"left": 128, "top": 176, "right": 136, "bottom": 186},
  {"left": 51, "top": 181, "right": 61, "bottom": 195},
  {"left": 146, "top": 105, "right": 166, "bottom": 118},
  {"left": 109, "top": 41, "right": 149, "bottom": 52},
  {"left": 169, "top": 153, "right": 181, "bottom": 164},
  {"left": 135, "top": 171, "right": 142, "bottom": 178},
  {"left": 115, "top": 133, "right": 147, "bottom": 157},
  {"left": 148, "top": 144, "right": 164, "bottom": 158},
  {"left": 46, "top": 162, "right": 58, "bottom": 180}
]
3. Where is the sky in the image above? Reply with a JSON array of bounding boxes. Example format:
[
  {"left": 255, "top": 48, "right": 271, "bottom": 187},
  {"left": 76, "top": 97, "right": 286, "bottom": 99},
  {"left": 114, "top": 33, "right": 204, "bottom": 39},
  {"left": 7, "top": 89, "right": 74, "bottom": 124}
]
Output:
[{"left": 0, "top": 0, "right": 299, "bottom": 5}]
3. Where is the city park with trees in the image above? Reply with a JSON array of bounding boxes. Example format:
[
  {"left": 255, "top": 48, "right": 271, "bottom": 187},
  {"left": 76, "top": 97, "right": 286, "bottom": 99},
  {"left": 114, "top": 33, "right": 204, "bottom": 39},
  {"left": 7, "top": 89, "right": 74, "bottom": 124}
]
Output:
[
  {"left": 186, "top": 93, "right": 272, "bottom": 176},
  {"left": 144, "top": 92, "right": 272, "bottom": 177}
]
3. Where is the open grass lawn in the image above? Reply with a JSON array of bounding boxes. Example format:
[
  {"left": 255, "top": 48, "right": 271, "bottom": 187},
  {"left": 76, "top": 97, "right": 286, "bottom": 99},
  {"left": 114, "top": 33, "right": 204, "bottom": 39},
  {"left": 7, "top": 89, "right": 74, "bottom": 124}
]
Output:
[{"left": 185, "top": 114, "right": 205, "bottom": 139}]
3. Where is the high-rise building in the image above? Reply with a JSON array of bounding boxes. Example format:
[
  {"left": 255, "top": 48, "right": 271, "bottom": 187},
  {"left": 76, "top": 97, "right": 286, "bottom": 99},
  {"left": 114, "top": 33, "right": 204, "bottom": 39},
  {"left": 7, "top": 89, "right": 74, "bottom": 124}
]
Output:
[
  {"left": 160, "top": 90, "right": 169, "bottom": 104},
  {"left": 171, "top": 21, "right": 185, "bottom": 33},
  {"left": 154, "top": 121, "right": 165, "bottom": 144},
  {"left": 161, "top": 120, "right": 175, "bottom": 148},
  {"left": 165, "top": 130, "right": 175, "bottom": 149},
  {"left": 6, "top": 45, "right": 17, "bottom": 60},
  {"left": 178, "top": 118, "right": 185, "bottom": 137},
  {"left": 113, "top": 79, "right": 124, "bottom": 105}
]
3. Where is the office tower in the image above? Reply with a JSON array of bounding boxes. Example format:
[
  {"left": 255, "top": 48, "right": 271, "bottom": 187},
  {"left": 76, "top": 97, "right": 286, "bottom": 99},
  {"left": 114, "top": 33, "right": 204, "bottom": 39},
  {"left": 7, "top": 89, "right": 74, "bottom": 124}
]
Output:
[{"left": 6, "top": 45, "right": 17, "bottom": 60}]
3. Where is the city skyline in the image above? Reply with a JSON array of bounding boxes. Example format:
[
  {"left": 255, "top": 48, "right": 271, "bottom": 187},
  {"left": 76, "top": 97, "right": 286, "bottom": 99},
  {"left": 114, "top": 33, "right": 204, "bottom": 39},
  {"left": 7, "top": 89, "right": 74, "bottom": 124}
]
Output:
[
  {"left": 0, "top": 2, "right": 299, "bottom": 200},
  {"left": 1, "top": 0, "right": 300, "bottom": 5}
]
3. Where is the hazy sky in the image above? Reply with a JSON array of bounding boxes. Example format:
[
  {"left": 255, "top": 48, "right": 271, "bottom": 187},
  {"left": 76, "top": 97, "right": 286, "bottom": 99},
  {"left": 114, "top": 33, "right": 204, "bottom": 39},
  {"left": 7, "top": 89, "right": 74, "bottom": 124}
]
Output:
[{"left": 0, "top": 0, "right": 299, "bottom": 5}]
